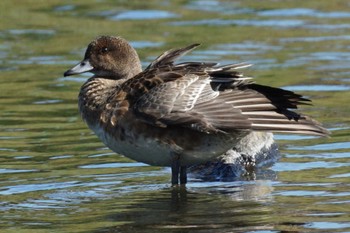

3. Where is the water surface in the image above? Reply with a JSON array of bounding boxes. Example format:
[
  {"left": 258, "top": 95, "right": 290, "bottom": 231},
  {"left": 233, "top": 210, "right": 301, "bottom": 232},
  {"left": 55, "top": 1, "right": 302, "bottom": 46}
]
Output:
[{"left": 0, "top": 0, "right": 349, "bottom": 232}]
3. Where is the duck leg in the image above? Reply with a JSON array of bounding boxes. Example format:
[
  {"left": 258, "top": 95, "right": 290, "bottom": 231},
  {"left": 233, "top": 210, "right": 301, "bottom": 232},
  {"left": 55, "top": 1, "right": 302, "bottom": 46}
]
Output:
[
  {"left": 171, "top": 158, "right": 180, "bottom": 186},
  {"left": 171, "top": 161, "right": 187, "bottom": 185},
  {"left": 171, "top": 151, "right": 188, "bottom": 185},
  {"left": 180, "top": 166, "right": 187, "bottom": 184}
]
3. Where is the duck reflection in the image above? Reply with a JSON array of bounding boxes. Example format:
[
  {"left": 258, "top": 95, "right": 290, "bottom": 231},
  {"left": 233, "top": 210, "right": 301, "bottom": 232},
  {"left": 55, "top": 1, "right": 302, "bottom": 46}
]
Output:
[{"left": 96, "top": 178, "right": 277, "bottom": 232}]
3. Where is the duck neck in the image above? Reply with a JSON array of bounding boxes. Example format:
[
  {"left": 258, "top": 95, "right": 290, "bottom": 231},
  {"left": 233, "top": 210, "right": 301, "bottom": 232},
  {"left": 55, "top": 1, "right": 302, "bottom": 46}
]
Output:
[{"left": 78, "top": 77, "right": 123, "bottom": 126}]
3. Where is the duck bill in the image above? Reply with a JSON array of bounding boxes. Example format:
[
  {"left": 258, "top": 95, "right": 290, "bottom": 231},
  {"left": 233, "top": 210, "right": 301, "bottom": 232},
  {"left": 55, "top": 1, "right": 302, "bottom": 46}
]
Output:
[{"left": 64, "top": 59, "right": 94, "bottom": 77}]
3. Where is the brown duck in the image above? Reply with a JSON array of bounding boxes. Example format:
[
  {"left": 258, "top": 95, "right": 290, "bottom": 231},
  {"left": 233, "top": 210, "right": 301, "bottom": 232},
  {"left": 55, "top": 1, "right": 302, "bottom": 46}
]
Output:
[{"left": 64, "top": 36, "right": 329, "bottom": 185}]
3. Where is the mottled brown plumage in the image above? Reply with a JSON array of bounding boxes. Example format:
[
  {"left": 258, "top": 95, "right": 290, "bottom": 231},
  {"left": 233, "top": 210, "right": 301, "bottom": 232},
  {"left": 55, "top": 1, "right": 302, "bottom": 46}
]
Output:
[{"left": 64, "top": 35, "right": 329, "bottom": 185}]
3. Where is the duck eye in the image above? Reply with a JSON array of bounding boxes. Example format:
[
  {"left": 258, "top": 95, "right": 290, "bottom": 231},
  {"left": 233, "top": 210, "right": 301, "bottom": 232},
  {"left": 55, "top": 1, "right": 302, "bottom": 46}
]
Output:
[{"left": 101, "top": 47, "right": 109, "bottom": 53}]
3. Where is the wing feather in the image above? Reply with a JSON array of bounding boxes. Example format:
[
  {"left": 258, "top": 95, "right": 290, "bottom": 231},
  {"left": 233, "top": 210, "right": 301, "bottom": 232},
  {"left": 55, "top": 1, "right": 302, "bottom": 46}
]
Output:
[{"left": 117, "top": 43, "right": 329, "bottom": 136}]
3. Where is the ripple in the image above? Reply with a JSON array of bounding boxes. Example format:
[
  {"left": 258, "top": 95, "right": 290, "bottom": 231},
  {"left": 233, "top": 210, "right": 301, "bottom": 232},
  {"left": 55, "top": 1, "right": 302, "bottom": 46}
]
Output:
[
  {"left": 272, "top": 161, "right": 349, "bottom": 172},
  {"left": 170, "top": 18, "right": 350, "bottom": 30},
  {"left": 278, "top": 190, "right": 350, "bottom": 197},
  {"left": 274, "top": 135, "right": 317, "bottom": 141},
  {"left": 0, "top": 148, "right": 17, "bottom": 152},
  {"left": 54, "top": 4, "right": 75, "bottom": 12},
  {"left": 45, "top": 190, "right": 106, "bottom": 201},
  {"left": 311, "top": 63, "right": 350, "bottom": 71},
  {"left": 193, "top": 42, "right": 281, "bottom": 58},
  {"left": 340, "top": 77, "right": 350, "bottom": 82},
  {"left": 79, "top": 162, "right": 147, "bottom": 169},
  {"left": 329, "top": 173, "right": 350, "bottom": 178},
  {"left": 286, "top": 152, "right": 350, "bottom": 159},
  {"left": 14, "top": 156, "right": 33, "bottom": 160},
  {"left": 258, "top": 8, "right": 350, "bottom": 18},
  {"left": 306, "top": 212, "right": 344, "bottom": 217},
  {"left": 186, "top": 0, "right": 252, "bottom": 14},
  {"left": 130, "top": 41, "right": 164, "bottom": 49},
  {"left": 57, "top": 76, "right": 89, "bottom": 83},
  {"left": 29, "top": 55, "right": 65, "bottom": 65},
  {"left": 215, "top": 42, "right": 282, "bottom": 51},
  {"left": 186, "top": 0, "right": 226, "bottom": 12},
  {"left": 0, "top": 181, "right": 80, "bottom": 195},
  {"left": 324, "top": 200, "right": 350, "bottom": 204},
  {"left": 0, "top": 168, "right": 38, "bottom": 174},
  {"left": 9, "top": 55, "right": 69, "bottom": 66},
  {"left": 312, "top": 52, "right": 350, "bottom": 61},
  {"left": 275, "top": 182, "right": 337, "bottom": 187},
  {"left": 290, "top": 142, "right": 350, "bottom": 151},
  {"left": 283, "top": 84, "right": 350, "bottom": 92},
  {"left": 170, "top": 19, "right": 305, "bottom": 28},
  {"left": 12, "top": 200, "right": 67, "bottom": 210},
  {"left": 280, "top": 35, "right": 350, "bottom": 42},
  {"left": 305, "top": 221, "right": 350, "bottom": 230},
  {"left": 194, "top": 49, "right": 257, "bottom": 56},
  {"left": 306, "top": 24, "right": 350, "bottom": 30},
  {"left": 7, "top": 29, "right": 56, "bottom": 36},
  {"left": 283, "top": 51, "right": 350, "bottom": 68},
  {"left": 49, "top": 155, "right": 73, "bottom": 160},
  {"left": 0, "top": 136, "right": 25, "bottom": 140},
  {"left": 0, "top": 190, "right": 107, "bottom": 211},
  {"left": 87, "top": 152, "right": 115, "bottom": 158},
  {"left": 33, "top": 99, "right": 63, "bottom": 105},
  {"left": 109, "top": 10, "right": 179, "bottom": 20},
  {"left": 276, "top": 190, "right": 328, "bottom": 197}
]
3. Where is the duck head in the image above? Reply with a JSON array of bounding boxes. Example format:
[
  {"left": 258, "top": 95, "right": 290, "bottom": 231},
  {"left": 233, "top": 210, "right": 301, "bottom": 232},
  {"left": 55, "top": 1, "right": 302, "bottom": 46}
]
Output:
[{"left": 64, "top": 36, "right": 142, "bottom": 79}]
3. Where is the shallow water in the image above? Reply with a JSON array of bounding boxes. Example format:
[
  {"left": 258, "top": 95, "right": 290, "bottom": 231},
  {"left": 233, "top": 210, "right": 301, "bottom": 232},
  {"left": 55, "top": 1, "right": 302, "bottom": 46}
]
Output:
[{"left": 0, "top": 0, "right": 349, "bottom": 232}]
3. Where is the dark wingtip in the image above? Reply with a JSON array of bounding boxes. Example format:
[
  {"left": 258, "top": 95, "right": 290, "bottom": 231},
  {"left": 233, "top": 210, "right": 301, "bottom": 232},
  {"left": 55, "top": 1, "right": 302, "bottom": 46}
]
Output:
[
  {"left": 185, "top": 43, "right": 201, "bottom": 51},
  {"left": 191, "top": 43, "right": 201, "bottom": 48}
]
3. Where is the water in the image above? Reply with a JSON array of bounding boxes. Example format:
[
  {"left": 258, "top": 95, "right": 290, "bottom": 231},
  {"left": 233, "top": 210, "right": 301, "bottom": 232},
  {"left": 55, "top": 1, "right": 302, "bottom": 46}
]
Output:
[{"left": 0, "top": 0, "right": 349, "bottom": 232}]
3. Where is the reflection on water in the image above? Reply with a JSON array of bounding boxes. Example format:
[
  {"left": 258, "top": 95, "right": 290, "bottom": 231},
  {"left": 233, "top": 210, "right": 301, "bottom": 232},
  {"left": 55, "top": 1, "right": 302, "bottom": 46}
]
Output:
[
  {"left": 95, "top": 184, "right": 275, "bottom": 233},
  {"left": 0, "top": 0, "right": 350, "bottom": 232}
]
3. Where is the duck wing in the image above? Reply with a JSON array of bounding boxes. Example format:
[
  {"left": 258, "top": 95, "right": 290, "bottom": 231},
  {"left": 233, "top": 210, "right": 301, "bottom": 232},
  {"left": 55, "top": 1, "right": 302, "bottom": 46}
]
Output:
[
  {"left": 146, "top": 44, "right": 200, "bottom": 69},
  {"left": 116, "top": 44, "right": 329, "bottom": 136},
  {"left": 128, "top": 63, "right": 254, "bottom": 134},
  {"left": 132, "top": 70, "right": 236, "bottom": 132}
]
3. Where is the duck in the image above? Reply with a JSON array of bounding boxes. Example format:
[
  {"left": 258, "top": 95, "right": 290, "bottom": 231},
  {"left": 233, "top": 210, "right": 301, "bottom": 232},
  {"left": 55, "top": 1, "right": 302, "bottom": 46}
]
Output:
[{"left": 64, "top": 36, "right": 329, "bottom": 185}]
